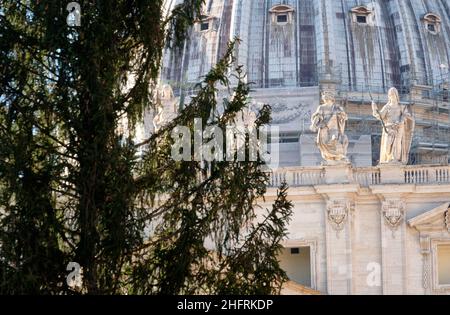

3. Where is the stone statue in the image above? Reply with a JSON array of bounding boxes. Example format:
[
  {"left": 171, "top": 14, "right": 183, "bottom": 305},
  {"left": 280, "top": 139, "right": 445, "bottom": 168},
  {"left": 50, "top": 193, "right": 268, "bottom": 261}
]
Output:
[
  {"left": 310, "top": 91, "right": 349, "bottom": 164},
  {"left": 153, "top": 84, "right": 177, "bottom": 132},
  {"left": 372, "top": 87, "right": 415, "bottom": 165},
  {"left": 153, "top": 102, "right": 165, "bottom": 132},
  {"left": 160, "top": 84, "right": 174, "bottom": 100}
]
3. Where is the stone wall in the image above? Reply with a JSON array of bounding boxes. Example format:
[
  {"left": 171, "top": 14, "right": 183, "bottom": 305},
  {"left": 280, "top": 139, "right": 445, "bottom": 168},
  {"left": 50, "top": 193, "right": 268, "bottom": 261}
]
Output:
[{"left": 264, "top": 164, "right": 450, "bottom": 295}]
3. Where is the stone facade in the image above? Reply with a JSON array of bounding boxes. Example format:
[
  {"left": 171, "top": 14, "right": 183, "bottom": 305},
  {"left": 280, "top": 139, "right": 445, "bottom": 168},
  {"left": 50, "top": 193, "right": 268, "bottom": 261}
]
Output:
[
  {"left": 161, "top": 0, "right": 450, "bottom": 166},
  {"left": 267, "top": 165, "right": 450, "bottom": 295},
  {"left": 158, "top": 0, "right": 450, "bottom": 295}
]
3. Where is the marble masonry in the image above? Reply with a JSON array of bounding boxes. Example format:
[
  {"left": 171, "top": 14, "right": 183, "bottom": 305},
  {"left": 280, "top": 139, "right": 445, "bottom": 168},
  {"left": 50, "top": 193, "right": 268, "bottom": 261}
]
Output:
[{"left": 155, "top": 0, "right": 450, "bottom": 295}]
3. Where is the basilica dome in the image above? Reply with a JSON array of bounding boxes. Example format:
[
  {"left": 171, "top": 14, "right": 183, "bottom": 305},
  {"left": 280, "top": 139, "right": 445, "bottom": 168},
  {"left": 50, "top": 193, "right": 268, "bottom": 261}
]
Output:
[
  {"left": 163, "top": 0, "right": 450, "bottom": 89},
  {"left": 161, "top": 0, "right": 450, "bottom": 166}
]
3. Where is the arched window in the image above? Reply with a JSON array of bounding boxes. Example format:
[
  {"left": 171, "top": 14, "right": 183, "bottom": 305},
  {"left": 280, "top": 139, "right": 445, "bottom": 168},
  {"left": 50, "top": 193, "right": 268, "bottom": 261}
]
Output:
[
  {"left": 422, "top": 13, "right": 441, "bottom": 35},
  {"left": 269, "top": 4, "right": 295, "bottom": 25}
]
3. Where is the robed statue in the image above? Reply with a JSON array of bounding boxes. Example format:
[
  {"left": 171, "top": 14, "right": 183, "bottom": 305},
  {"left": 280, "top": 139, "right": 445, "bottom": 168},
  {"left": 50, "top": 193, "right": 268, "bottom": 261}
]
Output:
[
  {"left": 153, "top": 84, "right": 177, "bottom": 132},
  {"left": 311, "top": 91, "right": 349, "bottom": 164},
  {"left": 372, "top": 87, "right": 415, "bottom": 165}
]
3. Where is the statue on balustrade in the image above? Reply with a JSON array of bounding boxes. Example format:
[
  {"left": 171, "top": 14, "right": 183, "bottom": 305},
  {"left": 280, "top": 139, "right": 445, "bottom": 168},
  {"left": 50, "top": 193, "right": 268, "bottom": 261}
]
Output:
[
  {"left": 372, "top": 87, "right": 415, "bottom": 165},
  {"left": 310, "top": 91, "right": 349, "bottom": 165}
]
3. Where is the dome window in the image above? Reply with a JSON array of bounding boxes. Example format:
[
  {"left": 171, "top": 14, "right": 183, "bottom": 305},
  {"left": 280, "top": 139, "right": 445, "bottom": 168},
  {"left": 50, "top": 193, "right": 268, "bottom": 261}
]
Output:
[
  {"left": 269, "top": 4, "right": 295, "bottom": 25},
  {"left": 422, "top": 13, "right": 441, "bottom": 35},
  {"left": 427, "top": 24, "right": 436, "bottom": 32},
  {"left": 196, "top": 15, "right": 218, "bottom": 32},
  {"left": 356, "top": 15, "right": 367, "bottom": 24},
  {"left": 443, "top": 88, "right": 449, "bottom": 103},
  {"left": 350, "top": 6, "right": 375, "bottom": 26},
  {"left": 277, "top": 14, "right": 288, "bottom": 24},
  {"left": 200, "top": 22, "right": 209, "bottom": 31}
]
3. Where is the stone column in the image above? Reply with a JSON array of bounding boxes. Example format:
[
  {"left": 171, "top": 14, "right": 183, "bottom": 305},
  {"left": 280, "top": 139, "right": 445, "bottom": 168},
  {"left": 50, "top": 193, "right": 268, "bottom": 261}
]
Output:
[
  {"left": 324, "top": 197, "right": 355, "bottom": 295},
  {"left": 380, "top": 198, "right": 407, "bottom": 295},
  {"left": 316, "top": 166, "right": 358, "bottom": 295}
]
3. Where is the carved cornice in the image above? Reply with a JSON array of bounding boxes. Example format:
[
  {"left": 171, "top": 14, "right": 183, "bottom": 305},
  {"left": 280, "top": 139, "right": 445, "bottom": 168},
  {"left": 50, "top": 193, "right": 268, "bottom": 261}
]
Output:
[
  {"left": 409, "top": 202, "right": 450, "bottom": 233},
  {"left": 422, "top": 13, "right": 442, "bottom": 24},
  {"left": 269, "top": 4, "right": 295, "bottom": 14},
  {"left": 350, "top": 6, "right": 373, "bottom": 15}
]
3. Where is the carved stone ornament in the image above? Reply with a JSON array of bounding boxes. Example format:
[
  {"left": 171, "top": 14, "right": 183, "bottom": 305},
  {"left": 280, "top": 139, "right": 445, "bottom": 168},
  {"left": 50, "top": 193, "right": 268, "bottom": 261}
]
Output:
[
  {"left": 419, "top": 235, "right": 431, "bottom": 290},
  {"left": 445, "top": 209, "right": 450, "bottom": 233},
  {"left": 382, "top": 199, "right": 406, "bottom": 231},
  {"left": 423, "top": 254, "right": 430, "bottom": 290},
  {"left": 251, "top": 100, "right": 308, "bottom": 125},
  {"left": 327, "top": 200, "right": 354, "bottom": 234}
]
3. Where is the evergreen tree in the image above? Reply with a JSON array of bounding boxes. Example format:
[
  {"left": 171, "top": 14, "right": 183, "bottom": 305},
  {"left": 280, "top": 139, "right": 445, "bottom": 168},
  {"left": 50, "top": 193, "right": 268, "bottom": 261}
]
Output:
[{"left": 0, "top": 1, "right": 292, "bottom": 294}]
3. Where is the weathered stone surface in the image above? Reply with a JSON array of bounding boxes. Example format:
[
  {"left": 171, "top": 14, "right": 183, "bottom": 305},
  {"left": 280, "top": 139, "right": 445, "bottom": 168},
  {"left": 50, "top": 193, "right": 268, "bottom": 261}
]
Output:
[
  {"left": 158, "top": 1, "right": 450, "bottom": 295},
  {"left": 160, "top": 0, "right": 450, "bottom": 166},
  {"left": 264, "top": 165, "right": 450, "bottom": 295}
]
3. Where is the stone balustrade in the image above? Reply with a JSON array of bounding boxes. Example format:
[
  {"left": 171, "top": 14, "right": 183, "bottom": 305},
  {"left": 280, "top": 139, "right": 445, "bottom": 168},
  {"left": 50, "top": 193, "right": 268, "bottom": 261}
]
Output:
[
  {"left": 269, "top": 165, "right": 450, "bottom": 187},
  {"left": 354, "top": 167, "right": 381, "bottom": 186},
  {"left": 269, "top": 167, "right": 325, "bottom": 187},
  {"left": 404, "top": 165, "right": 450, "bottom": 184}
]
